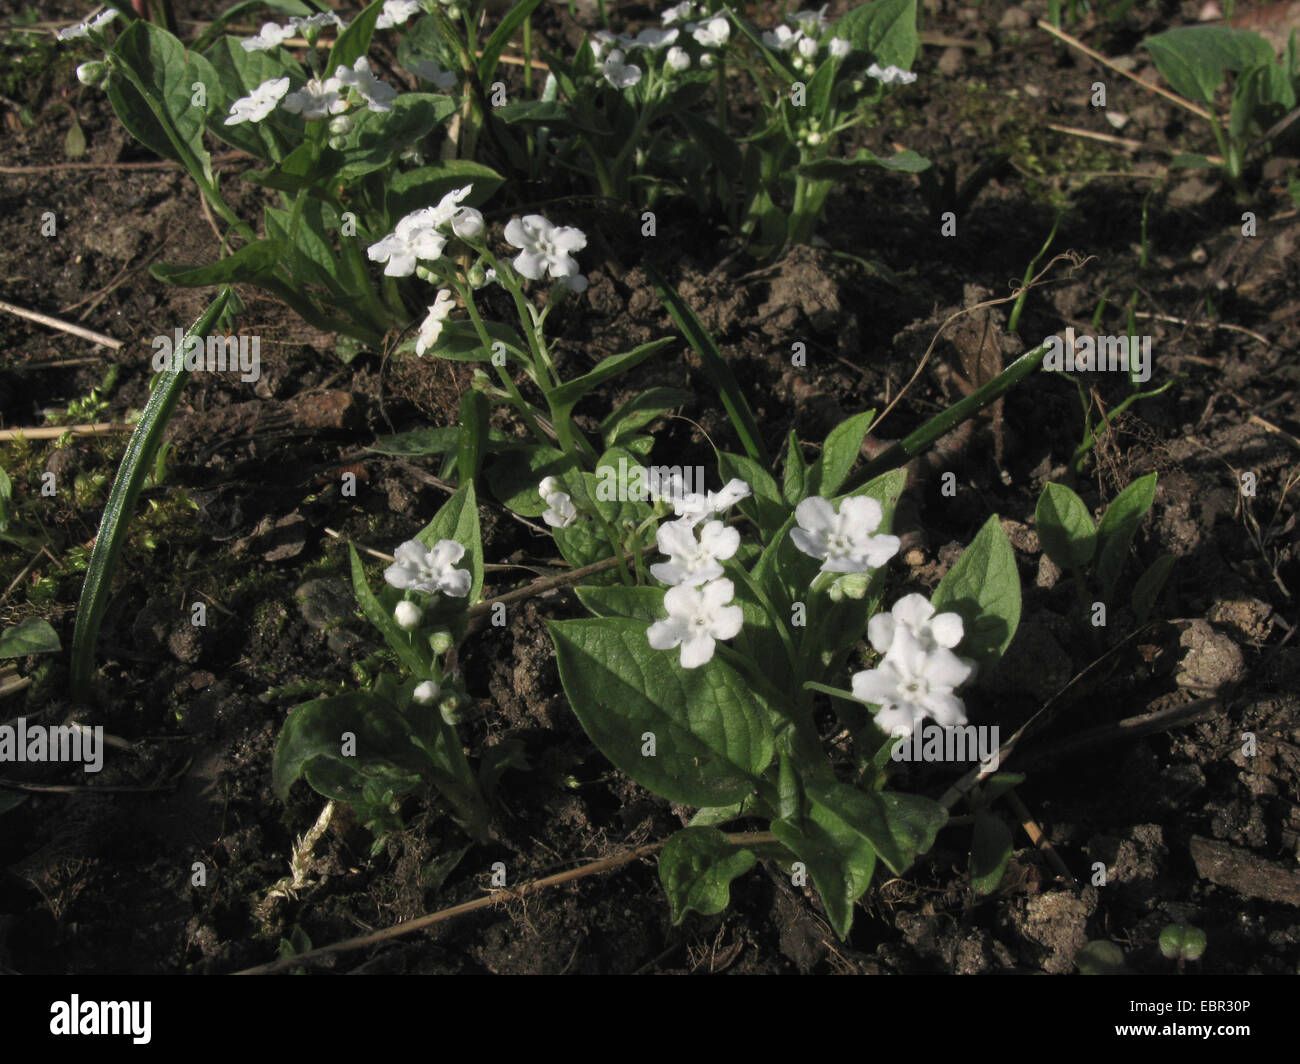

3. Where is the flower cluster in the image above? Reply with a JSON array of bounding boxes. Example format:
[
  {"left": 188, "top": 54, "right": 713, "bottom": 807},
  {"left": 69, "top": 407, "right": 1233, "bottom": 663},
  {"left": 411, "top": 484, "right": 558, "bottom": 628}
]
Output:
[
  {"left": 240, "top": 12, "right": 346, "bottom": 52},
  {"left": 225, "top": 55, "right": 398, "bottom": 125},
  {"left": 760, "top": 6, "right": 851, "bottom": 75},
  {"left": 851, "top": 594, "right": 974, "bottom": 738},
  {"left": 367, "top": 186, "right": 483, "bottom": 277},
  {"left": 590, "top": 11, "right": 730, "bottom": 85},
  {"left": 538, "top": 477, "right": 577, "bottom": 528}
]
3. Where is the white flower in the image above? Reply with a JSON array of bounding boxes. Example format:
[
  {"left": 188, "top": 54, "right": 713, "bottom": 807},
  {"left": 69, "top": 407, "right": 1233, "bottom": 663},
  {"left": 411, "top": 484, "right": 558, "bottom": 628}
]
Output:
[
  {"left": 662, "top": 1, "right": 700, "bottom": 24},
  {"left": 281, "top": 76, "right": 348, "bottom": 120},
  {"left": 394, "top": 600, "right": 424, "bottom": 629},
  {"left": 762, "top": 25, "right": 803, "bottom": 51},
  {"left": 415, "top": 290, "right": 456, "bottom": 356},
  {"left": 367, "top": 189, "right": 471, "bottom": 276},
  {"left": 628, "top": 28, "right": 679, "bottom": 50},
  {"left": 602, "top": 49, "right": 642, "bottom": 88},
  {"left": 790, "top": 495, "right": 900, "bottom": 573},
  {"left": 589, "top": 30, "right": 619, "bottom": 62},
  {"left": 851, "top": 628, "right": 973, "bottom": 737},
  {"left": 377, "top": 0, "right": 422, "bottom": 28},
  {"left": 334, "top": 56, "right": 397, "bottom": 113},
  {"left": 538, "top": 477, "right": 577, "bottom": 528},
  {"left": 413, "top": 679, "right": 441, "bottom": 704},
  {"left": 828, "top": 37, "right": 851, "bottom": 58},
  {"left": 797, "top": 36, "right": 818, "bottom": 60},
  {"left": 647, "top": 578, "right": 744, "bottom": 668},
  {"left": 867, "top": 593, "right": 964, "bottom": 656},
  {"left": 239, "top": 21, "right": 293, "bottom": 51},
  {"left": 503, "top": 215, "right": 586, "bottom": 280},
  {"left": 225, "top": 77, "right": 291, "bottom": 125},
  {"left": 692, "top": 17, "right": 730, "bottom": 47},
  {"left": 666, "top": 46, "right": 691, "bottom": 72},
  {"left": 867, "top": 62, "right": 917, "bottom": 85},
  {"left": 450, "top": 206, "right": 483, "bottom": 240},
  {"left": 791, "top": 6, "right": 830, "bottom": 33},
  {"left": 651, "top": 518, "right": 739, "bottom": 587},
  {"left": 657, "top": 476, "right": 750, "bottom": 524},
  {"left": 384, "top": 539, "right": 472, "bottom": 597},
  {"left": 406, "top": 56, "right": 457, "bottom": 90},
  {"left": 58, "top": 8, "right": 118, "bottom": 40}
]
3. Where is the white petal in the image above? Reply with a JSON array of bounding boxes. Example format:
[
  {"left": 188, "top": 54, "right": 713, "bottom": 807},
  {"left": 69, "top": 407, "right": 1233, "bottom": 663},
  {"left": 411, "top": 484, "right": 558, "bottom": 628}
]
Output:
[
  {"left": 679, "top": 634, "right": 715, "bottom": 668},
  {"left": 648, "top": 617, "right": 685, "bottom": 650},
  {"left": 795, "top": 495, "right": 836, "bottom": 535},
  {"left": 867, "top": 613, "right": 896, "bottom": 654},
  {"left": 891, "top": 593, "right": 935, "bottom": 630},
  {"left": 710, "top": 604, "right": 744, "bottom": 641},
  {"left": 929, "top": 612, "right": 964, "bottom": 649}
]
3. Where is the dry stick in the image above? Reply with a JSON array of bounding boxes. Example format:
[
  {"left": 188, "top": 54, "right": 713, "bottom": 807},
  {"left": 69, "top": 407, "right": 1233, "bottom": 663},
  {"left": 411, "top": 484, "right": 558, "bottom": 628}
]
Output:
[
  {"left": 1036, "top": 20, "right": 1218, "bottom": 125},
  {"left": 0, "top": 676, "right": 32, "bottom": 698},
  {"left": 1248, "top": 413, "right": 1300, "bottom": 452},
  {"left": 1132, "top": 310, "right": 1270, "bottom": 347},
  {"left": 235, "top": 831, "right": 778, "bottom": 974},
  {"left": 1004, "top": 789, "right": 1077, "bottom": 887},
  {"left": 870, "top": 252, "right": 1090, "bottom": 438},
  {"left": 0, "top": 300, "right": 122, "bottom": 349},
  {"left": 0, "top": 424, "right": 131, "bottom": 441},
  {"left": 1045, "top": 122, "right": 1226, "bottom": 165}
]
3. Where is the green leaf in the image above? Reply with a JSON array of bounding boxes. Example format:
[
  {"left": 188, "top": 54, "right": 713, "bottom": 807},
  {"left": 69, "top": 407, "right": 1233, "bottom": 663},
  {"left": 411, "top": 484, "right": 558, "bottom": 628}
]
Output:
[
  {"left": 1158, "top": 923, "right": 1208, "bottom": 961},
  {"left": 1095, "top": 473, "right": 1157, "bottom": 602},
  {"left": 427, "top": 319, "right": 526, "bottom": 363},
  {"left": 70, "top": 290, "right": 235, "bottom": 698},
  {"left": 386, "top": 161, "right": 505, "bottom": 220},
  {"left": 650, "top": 265, "right": 770, "bottom": 466},
  {"left": 970, "top": 812, "right": 1013, "bottom": 895},
  {"left": 1132, "top": 553, "right": 1175, "bottom": 624},
  {"left": 202, "top": 34, "right": 301, "bottom": 162},
  {"left": 781, "top": 430, "right": 806, "bottom": 506},
  {"left": 772, "top": 799, "right": 878, "bottom": 940},
  {"left": 477, "top": 0, "right": 546, "bottom": 83},
  {"left": 600, "top": 386, "right": 694, "bottom": 447},
  {"left": 484, "top": 445, "right": 573, "bottom": 517},
  {"left": 797, "top": 148, "right": 930, "bottom": 180},
  {"left": 0, "top": 617, "right": 61, "bottom": 657},
  {"left": 658, "top": 827, "right": 757, "bottom": 922},
  {"left": 717, "top": 450, "right": 786, "bottom": 534},
  {"left": 1035, "top": 482, "right": 1096, "bottom": 569},
  {"left": 107, "top": 21, "right": 218, "bottom": 183},
  {"left": 244, "top": 140, "right": 345, "bottom": 191},
  {"left": 573, "top": 585, "right": 667, "bottom": 623},
  {"left": 931, "top": 514, "right": 1021, "bottom": 668},
  {"left": 457, "top": 390, "right": 489, "bottom": 486},
  {"left": 338, "top": 95, "right": 459, "bottom": 179},
  {"left": 807, "top": 410, "right": 875, "bottom": 498},
  {"left": 327, "top": 0, "right": 385, "bottom": 74},
  {"left": 834, "top": 0, "right": 919, "bottom": 70},
  {"left": 150, "top": 241, "right": 283, "bottom": 286},
  {"left": 548, "top": 617, "right": 775, "bottom": 807},
  {"left": 804, "top": 779, "right": 947, "bottom": 875},
  {"left": 549, "top": 339, "right": 676, "bottom": 417},
  {"left": 415, "top": 483, "right": 484, "bottom": 604},
  {"left": 1143, "top": 26, "right": 1275, "bottom": 106}
]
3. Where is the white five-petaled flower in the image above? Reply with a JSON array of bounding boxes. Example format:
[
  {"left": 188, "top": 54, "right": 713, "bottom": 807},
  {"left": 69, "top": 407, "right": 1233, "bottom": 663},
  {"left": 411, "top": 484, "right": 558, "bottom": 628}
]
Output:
[
  {"left": 665, "top": 46, "right": 691, "bottom": 72},
  {"left": 394, "top": 600, "right": 423, "bottom": 629},
  {"left": 851, "top": 627, "right": 973, "bottom": 738},
  {"left": 225, "top": 77, "right": 291, "bottom": 125},
  {"left": 406, "top": 57, "right": 458, "bottom": 90},
  {"left": 280, "top": 76, "right": 348, "bottom": 120},
  {"left": 867, "top": 593, "right": 965, "bottom": 657},
  {"left": 589, "top": 30, "right": 619, "bottom": 61},
  {"left": 415, "top": 289, "right": 456, "bottom": 356},
  {"left": 648, "top": 578, "right": 744, "bottom": 668},
  {"left": 867, "top": 62, "right": 917, "bottom": 85},
  {"left": 503, "top": 215, "right": 586, "bottom": 281},
  {"left": 367, "top": 188, "right": 472, "bottom": 276},
  {"left": 651, "top": 518, "right": 740, "bottom": 587},
  {"left": 377, "top": 0, "right": 422, "bottom": 28},
  {"left": 602, "top": 49, "right": 643, "bottom": 88},
  {"left": 58, "top": 8, "right": 118, "bottom": 40},
  {"left": 538, "top": 476, "right": 577, "bottom": 528},
  {"left": 790, "top": 495, "right": 900, "bottom": 573},
  {"left": 293, "top": 12, "right": 345, "bottom": 30},
  {"left": 797, "top": 36, "right": 818, "bottom": 60},
  {"left": 240, "top": 20, "right": 294, "bottom": 51},
  {"left": 692, "top": 16, "right": 730, "bottom": 47},
  {"left": 384, "top": 539, "right": 472, "bottom": 598},
  {"left": 628, "top": 28, "right": 679, "bottom": 49},
  {"left": 791, "top": 5, "right": 830, "bottom": 33},
  {"left": 762, "top": 25, "right": 803, "bottom": 51},
  {"left": 334, "top": 56, "right": 397, "bottom": 113},
  {"left": 654, "top": 476, "right": 750, "bottom": 525}
]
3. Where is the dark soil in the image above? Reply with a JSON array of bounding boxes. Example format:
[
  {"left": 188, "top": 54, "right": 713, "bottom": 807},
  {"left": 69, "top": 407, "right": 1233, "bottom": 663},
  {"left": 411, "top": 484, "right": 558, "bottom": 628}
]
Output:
[{"left": 1, "top": 0, "right": 1297, "bottom": 975}]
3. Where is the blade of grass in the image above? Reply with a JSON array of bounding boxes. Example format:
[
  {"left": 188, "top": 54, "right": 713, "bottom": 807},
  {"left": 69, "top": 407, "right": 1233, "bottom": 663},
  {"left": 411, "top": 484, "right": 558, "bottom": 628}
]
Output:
[
  {"left": 69, "top": 289, "right": 235, "bottom": 699},
  {"left": 846, "top": 341, "right": 1051, "bottom": 490},
  {"left": 647, "top": 263, "right": 770, "bottom": 467}
]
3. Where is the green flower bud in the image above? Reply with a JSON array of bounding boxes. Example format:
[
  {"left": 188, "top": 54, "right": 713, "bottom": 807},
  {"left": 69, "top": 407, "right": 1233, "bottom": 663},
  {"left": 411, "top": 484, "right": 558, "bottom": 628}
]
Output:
[{"left": 428, "top": 629, "right": 454, "bottom": 655}]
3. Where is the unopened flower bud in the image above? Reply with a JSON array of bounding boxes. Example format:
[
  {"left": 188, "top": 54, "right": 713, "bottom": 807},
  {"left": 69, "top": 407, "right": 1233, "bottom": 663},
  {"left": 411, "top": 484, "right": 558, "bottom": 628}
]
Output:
[
  {"left": 451, "top": 206, "right": 484, "bottom": 240},
  {"left": 76, "top": 61, "right": 109, "bottom": 88},
  {"left": 413, "top": 679, "right": 441, "bottom": 704},
  {"left": 428, "top": 629, "right": 453, "bottom": 655},
  {"left": 329, "top": 114, "right": 354, "bottom": 135},
  {"left": 466, "top": 262, "right": 487, "bottom": 287},
  {"left": 439, "top": 695, "right": 464, "bottom": 724},
  {"left": 394, "top": 600, "right": 423, "bottom": 629},
  {"left": 415, "top": 265, "right": 438, "bottom": 283}
]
